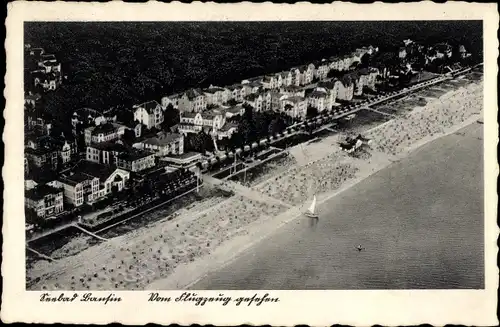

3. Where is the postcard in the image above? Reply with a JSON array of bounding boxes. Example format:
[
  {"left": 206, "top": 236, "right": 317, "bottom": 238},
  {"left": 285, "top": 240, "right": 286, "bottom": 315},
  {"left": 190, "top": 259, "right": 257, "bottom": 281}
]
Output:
[{"left": 2, "top": 1, "right": 498, "bottom": 325}]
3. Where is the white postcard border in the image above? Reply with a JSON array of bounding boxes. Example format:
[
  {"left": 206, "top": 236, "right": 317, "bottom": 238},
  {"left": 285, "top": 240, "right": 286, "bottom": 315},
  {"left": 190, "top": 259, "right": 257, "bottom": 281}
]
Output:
[{"left": 3, "top": 2, "right": 499, "bottom": 326}]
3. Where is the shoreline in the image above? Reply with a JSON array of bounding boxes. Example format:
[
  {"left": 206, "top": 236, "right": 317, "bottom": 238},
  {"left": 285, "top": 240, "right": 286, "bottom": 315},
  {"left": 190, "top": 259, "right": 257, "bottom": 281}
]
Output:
[
  {"left": 147, "top": 80, "right": 483, "bottom": 289},
  {"left": 148, "top": 113, "right": 481, "bottom": 290}
]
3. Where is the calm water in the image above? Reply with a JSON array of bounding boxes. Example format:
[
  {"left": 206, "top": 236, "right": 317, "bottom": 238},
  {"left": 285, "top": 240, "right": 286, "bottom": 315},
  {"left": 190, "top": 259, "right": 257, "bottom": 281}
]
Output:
[{"left": 192, "top": 123, "right": 484, "bottom": 289}]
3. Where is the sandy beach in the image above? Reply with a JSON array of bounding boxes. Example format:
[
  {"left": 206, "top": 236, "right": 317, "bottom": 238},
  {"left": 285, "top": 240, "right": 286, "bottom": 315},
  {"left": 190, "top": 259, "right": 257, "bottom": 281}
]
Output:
[{"left": 27, "top": 76, "right": 483, "bottom": 291}]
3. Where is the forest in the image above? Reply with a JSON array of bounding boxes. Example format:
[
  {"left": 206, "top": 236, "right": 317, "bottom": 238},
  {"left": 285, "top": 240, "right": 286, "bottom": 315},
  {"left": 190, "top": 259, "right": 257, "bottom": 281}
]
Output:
[{"left": 25, "top": 21, "right": 483, "bottom": 125}]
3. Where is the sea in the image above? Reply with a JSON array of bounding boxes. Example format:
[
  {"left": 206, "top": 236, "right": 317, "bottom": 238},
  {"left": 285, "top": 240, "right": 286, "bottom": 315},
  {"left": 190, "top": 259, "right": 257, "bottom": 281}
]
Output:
[{"left": 191, "top": 123, "right": 484, "bottom": 289}]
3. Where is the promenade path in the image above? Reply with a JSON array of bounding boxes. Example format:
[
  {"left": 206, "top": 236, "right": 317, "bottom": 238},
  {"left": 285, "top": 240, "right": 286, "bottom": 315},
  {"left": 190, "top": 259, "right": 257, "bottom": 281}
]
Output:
[
  {"left": 27, "top": 222, "right": 75, "bottom": 243},
  {"left": 203, "top": 175, "right": 292, "bottom": 209},
  {"left": 27, "top": 247, "right": 56, "bottom": 262}
]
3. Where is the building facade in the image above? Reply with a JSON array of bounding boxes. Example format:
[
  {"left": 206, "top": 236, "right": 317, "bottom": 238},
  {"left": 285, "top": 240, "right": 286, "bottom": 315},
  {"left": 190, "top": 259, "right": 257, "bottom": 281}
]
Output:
[
  {"left": 133, "top": 100, "right": 164, "bottom": 129},
  {"left": 134, "top": 133, "right": 185, "bottom": 157},
  {"left": 116, "top": 151, "right": 156, "bottom": 172},
  {"left": 25, "top": 184, "right": 65, "bottom": 219}
]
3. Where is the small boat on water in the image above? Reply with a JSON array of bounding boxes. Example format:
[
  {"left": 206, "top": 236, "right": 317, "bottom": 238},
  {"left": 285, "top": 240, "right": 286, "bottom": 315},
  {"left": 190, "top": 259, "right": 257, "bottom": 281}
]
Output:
[{"left": 304, "top": 195, "right": 319, "bottom": 219}]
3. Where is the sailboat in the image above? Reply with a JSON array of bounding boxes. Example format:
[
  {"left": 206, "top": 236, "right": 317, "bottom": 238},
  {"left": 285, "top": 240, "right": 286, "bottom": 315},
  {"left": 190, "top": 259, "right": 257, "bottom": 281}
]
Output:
[{"left": 304, "top": 195, "right": 319, "bottom": 219}]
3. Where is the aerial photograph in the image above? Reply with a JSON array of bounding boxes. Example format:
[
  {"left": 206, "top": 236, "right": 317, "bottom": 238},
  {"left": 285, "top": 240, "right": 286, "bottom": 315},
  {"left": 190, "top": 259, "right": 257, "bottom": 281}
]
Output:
[{"left": 24, "top": 21, "right": 484, "bottom": 291}]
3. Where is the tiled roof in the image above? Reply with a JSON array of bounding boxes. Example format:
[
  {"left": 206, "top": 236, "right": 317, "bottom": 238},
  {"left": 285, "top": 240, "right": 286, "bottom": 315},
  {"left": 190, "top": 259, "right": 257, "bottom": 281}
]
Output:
[
  {"left": 117, "top": 150, "right": 154, "bottom": 162},
  {"left": 204, "top": 87, "right": 225, "bottom": 94},
  {"left": 226, "top": 106, "right": 244, "bottom": 114},
  {"left": 41, "top": 54, "right": 56, "bottom": 60},
  {"left": 282, "top": 85, "right": 302, "bottom": 92},
  {"left": 60, "top": 172, "right": 93, "bottom": 186},
  {"left": 226, "top": 84, "right": 243, "bottom": 90},
  {"left": 73, "top": 161, "right": 116, "bottom": 181},
  {"left": 203, "top": 111, "right": 219, "bottom": 120},
  {"left": 142, "top": 133, "right": 182, "bottom": 146},
  {"left": 92, "top": 123, "right": 117, "bottom": 135},
  {"left": 185, "top": 88, "right": 204, "bottom": 100},
  {"left": 25, "top": 145, "right": 58, "bottom": 156},
  {"left": 245, "top": 81, "right": 262, "bottom": 88},
  {"left": 284, "top": 96, "right": 306, "bottom": 103},
  {"left": 137, "top": 100, "right": 160, "bottom": 114},
  {"left": 25, "top": 184, "right": 62, "bottom": 201},
  {"left": 219, "top": 122, "right": 238, "bottom": 132},
  {"left": 308, "top": 90, "right": 328, "bottom": 98},
  {"left": 317, "top": 81, "right": 336, "bottom": 89},
  {"left": 181, "top": 112, "right": 198, "bottom": 119},
  {"left": 90, "top": 141, "right": 129, "bottom": 152},
  {"left": 245, "top": 93, "right": 260, "bottom": 101}
]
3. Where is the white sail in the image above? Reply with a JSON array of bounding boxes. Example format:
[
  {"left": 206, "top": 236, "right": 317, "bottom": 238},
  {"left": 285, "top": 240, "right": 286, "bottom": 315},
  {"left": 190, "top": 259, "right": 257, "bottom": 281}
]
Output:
[{"left": 307, "top": 195, "right": 317, "bottom": 215}]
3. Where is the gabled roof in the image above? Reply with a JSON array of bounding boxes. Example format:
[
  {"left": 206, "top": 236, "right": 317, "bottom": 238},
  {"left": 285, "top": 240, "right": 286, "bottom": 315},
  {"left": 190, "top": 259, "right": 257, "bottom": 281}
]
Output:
[
  {"left": 284, "top": 96, "right": 306, "bottom": 103},
  {"left": 245, "top": 93, "right": 261, "bottom": 101},
  {"left": 219, "top": 122, "right": 238, "bottom": 132},
  {"left": 117, "top": 150, "right": 154, "bottom": 162},
  {"left": 90, "top": 141, "right": 130, "bottom": 152},
  {"left": 226, "top": 106, "right": 244, "bottom": 114},
  {"left": 204, "top": 87, "right": 226, "bottom": 94},
  {"left": 226, "top": 84, "right": 243, "bottom": 91},
  {"left": 92, "top": 123, "right": 117, "bottom": 135},
  {"left": 25, "top": 184, "right": 62, "bottom": 201},
  {"left": 30, "top": 48, "right": 44, "bottom": 56},
  {"left": 317, "top": 81, "right": 336, "bottom": 89},
  {"left": 267, "top": 91, "right": 283, "bottom": 98},
  {"left": 142, "top": 133, "right": 182, "bottom": 146},
  {"left": 137, "top": 100, "right": 160, "bottom": 113},
  {"left": 281, "top": 85, "right": 302, "bottom": 92},
  {"left": 41, "top": 54, "right": 56, "bottom": 59},
  {"left": 308, "top": 90, "right": 328, "bottom": 99},
  {"left": 185, "top": 88, "right": 204, "bottom": 100},
  {"left": 244, "top": 81, "right": 262, "bottom": 88},
  {"left": 25, "top": 144, "right": 58, "bottom": 156},
  {"left": 181, "top": 112, "right": 198, "bottom": 119},
  {"left": 247, "top": 76, "right": 263, "bottom": 82},
  {"left": 203, "top": 111, "right": 220, "bottom": 120},
  {"left": 71, "top": 161, "right": 117, "bottom": 181},
  {"left": 60, "top": 172, "right": 94, "bottom": 186}
]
